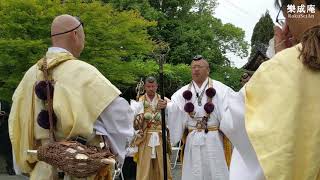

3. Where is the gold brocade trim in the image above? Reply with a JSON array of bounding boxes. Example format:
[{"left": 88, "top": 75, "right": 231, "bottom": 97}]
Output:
[
  {"left": 140, "top": 94, "right": 161, "bottom": 115},
  {"left": 188, "top": 126, "right": 218, "bottom": 132},
  {"left": 222, "top": 133, "right": 232, "bottom": 168},
  {"left": 37, "top": 53, "right": 75, "bottom": 71},
  {"left": 147, "top": 129, "right": 162, "bottom": 133}
]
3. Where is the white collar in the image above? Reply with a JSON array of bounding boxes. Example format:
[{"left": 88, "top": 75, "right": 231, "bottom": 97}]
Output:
[
  {"left": 47, "top": 47, "right": 70, "bottom": 54},
  {"left": 146, "top": 94, "right": 158, "bottom": 107},
  {"left": 146, "top": 94, "right": 157, "bottom": 101},
  {"left": 192, "top": 77, "right": 209, "bottom": 91},
  {"left": 45, "top": 47, "right": 72, "bottom": 63}
]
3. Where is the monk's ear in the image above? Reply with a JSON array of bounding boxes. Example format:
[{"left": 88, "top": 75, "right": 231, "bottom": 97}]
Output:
[{"left": 70, "top": 31, "right": 78, "bottom": 41}]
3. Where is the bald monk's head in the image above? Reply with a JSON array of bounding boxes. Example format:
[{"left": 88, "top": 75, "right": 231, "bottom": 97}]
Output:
[
  {"left": 51, "top": 14, "right": 85, "bottom": 58},
  {"left": 191, "top": 56, "right": 210, "bottom": 86}
]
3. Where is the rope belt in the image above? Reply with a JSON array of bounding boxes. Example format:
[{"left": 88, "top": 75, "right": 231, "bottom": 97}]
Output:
[{"left": 147, "top": 129, "right": 161, "bottom": 133}]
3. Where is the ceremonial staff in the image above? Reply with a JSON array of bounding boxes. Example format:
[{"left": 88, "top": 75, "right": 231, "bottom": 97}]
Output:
[
  {"left": 153, "top": 41, "right": 170, "bottom": 180},
  {"left": 135, "top": 78, "right": 145, "bottom": 101}
]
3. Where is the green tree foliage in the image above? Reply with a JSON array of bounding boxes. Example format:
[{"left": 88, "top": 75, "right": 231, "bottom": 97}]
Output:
[
  {"left": 154, "top": 1, "right": 248, "bottom": 66},
  {"left": 166, "top": 14, "right": 248, "bottom": 66},
  {"left": 108, "top": 0, "right": 248, "bottom": 66},
  {"left": 0, "top": 0, "right": 155, "bottom": 102},
  {"left": 101, "top": 59, "right": 192, "bottom": 97},
  {"left": 249, "top": 11, "right": 274, "bottom": 58},
  {"left": 0, "top": 0, "right": 245, "bottom": 103},
  {"left": 0, "top": 40, "right": 47, "bottom": 102},
  {"left": 194, "top": 0, "right": 218, "bottom": 14},
  {"left": 106, "top": 0, "right": 247, "bottom": 92},
  {"left": 102, "top": 0, "right": 160, "bottom": 20},
  {"left": 210, "top": 65, "right": 244, "bottom": 91}
]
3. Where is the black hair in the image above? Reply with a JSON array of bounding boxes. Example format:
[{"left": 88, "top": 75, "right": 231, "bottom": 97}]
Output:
[{"left": 145, "top": 76, "right": 157, "bottom": 84}]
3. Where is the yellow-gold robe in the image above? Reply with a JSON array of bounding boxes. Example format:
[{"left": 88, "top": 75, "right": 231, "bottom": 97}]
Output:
[
  {"left": 245, "top": 44, "right": 320, "bottom": 180},
  {"left": 9, "top": 50, "right": 120, "bottom": 179}
]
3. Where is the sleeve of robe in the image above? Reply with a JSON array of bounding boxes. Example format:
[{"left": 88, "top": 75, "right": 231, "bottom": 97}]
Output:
[
  {"left": 167, "top": 89, "right": 189, "bottom": 145},
  {"left": 219, "top": 87, "right": 265, "bottom": 180},
  {"left": 240, "top": 44, "right": 320, "bottom": 180},
  {"left": 94, "top": 97, "right": 134, "bottom": 164},
  {"left": 129, "top": 99, "right": 144, "bottom": 116}
]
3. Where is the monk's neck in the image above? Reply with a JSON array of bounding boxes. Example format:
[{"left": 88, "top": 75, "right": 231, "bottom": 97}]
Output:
[
  {"left": 194, "top": 79, "right": 206, "bottom": 88},
  {"left": 147, "top": 94, "right": 155, "bottom": 101}
]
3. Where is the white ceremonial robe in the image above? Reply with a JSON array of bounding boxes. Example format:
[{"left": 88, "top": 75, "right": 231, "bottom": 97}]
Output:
[
  {"left": 167, "top": 78, "right": 231, "bottom": 180},
  {"left": 94, "top": 96, "right": 135, "bottom": 165},
  {"left": 219, "top": 87, "right": 265, "bottom": 180}
]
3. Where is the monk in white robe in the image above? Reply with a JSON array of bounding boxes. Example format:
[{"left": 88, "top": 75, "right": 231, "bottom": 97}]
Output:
[{"left": 167, "top": 56, "right": 232, "bottom": 180}]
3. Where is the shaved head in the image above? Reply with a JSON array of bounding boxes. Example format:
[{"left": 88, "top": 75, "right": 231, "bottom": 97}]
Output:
[
  {"left": 51, "top": 14, "right": 81, "bottom": 36},
  {"left": 50, "top": 14, "right": 85, "bottom": 58}
]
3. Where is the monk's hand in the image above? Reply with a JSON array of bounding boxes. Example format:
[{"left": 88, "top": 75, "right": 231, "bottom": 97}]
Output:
[
  {"left": 157, "top": 99, "right": 167, "bottom": 109},
  {"left": 137, "top": 130, "right": 143, "bottom": 137}
]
